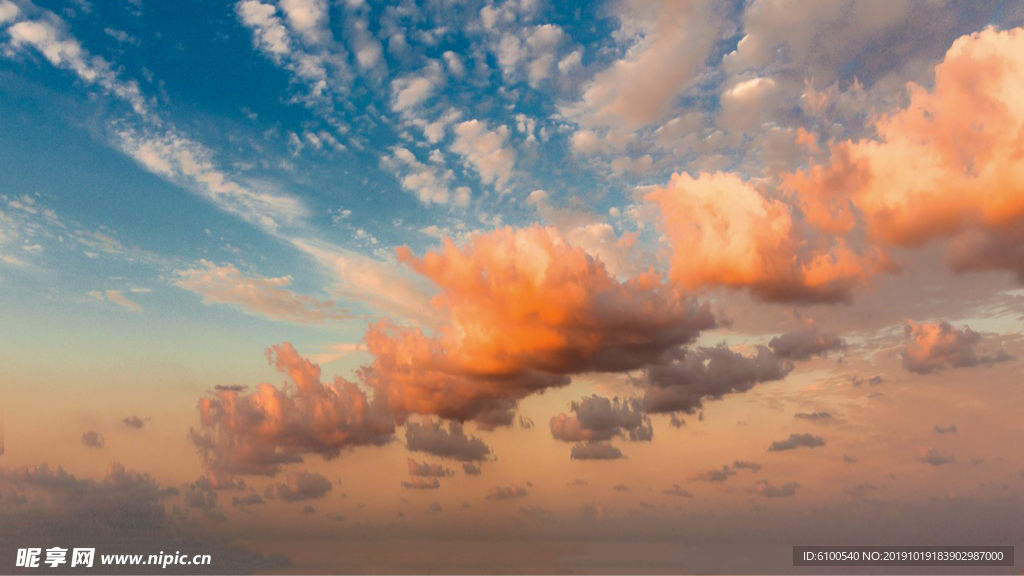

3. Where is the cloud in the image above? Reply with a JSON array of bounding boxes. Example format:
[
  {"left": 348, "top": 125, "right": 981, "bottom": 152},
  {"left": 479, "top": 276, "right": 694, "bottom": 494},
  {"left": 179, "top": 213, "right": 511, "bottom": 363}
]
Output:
[
  {"left": 366, "top": 226, "right": 714, "bottom": 425},
  {"left": 81, "top": 431, "right": 104, "bottom": 449},
  {"left": 87, "top": 289, "right": 143, "bottom": 312},
  {"left": 902, "top": 320, "right": 1013, "bottom": 374},
  {"left": 189, "top": 343, "right": 394, "bottom": 481},
  {"left": 383, "top": 146, "right": 457, "bottom": 205},
  {"left": 934, "top": 424, "right": 958, "bottom": 434},
  {"left": 640, "top": 344, "right": 792, "bottom": 415},
  {"left": 784, "top": 27, "right": 1024, "bottom": 281},
  {"left": 732, "top": 460, "right": 762, "bottom": 472},
  {"left": 794, "top": 412, "right": 835, "bottom": 424},
  {"left": 175, "top": 260, "right": 348, "bottom": 324},
  {"left": 268, "top": 471, "right": 333, "bottom": 501},
  {"left": 391, "top": 61, "right": 444, "bottom": 111},
  {"left": 753, "top": 480, "right": 800, "bottom": 498},
  {"left": 564, "top": 1, "right": 722, "bottom": 134},
  {"left": 570, "top": 441, "right": 623, "bottom": 460},
  {"left": 663, "top": 484, "right": 693, "bottom": 497},
  {"left": 278, "top": 0, "right": 328, "bottom": 45},
  {"left": 232, "top": 493, "right": 264, "bottom": 507},
  {"left": 0, "top": 463, "right": 286, "bottom": 571},
  {"left": 917, "top": 448, "right": 955, "bottom": 466},
  {"left": 689, "top": 465, "right": 735, "bottom": 483},
  {"left": 405, "top": 420, "right": 491, "bottom": 462},
  {"left": 768, "top": 323, "right": 846, "bottom": 360},
  {"left": 852, "top": 375, "right": 884, "bottom": 387},
  {"left": 550, "top": 395, "right": 652, "bottom": 443},
  {"left": 462, "top": 463, "right": 481, "bottom": 476},
  {"left": 122, "top": 415, "right": 147, "bottom": 429},
  {"left": 401, "top": 477, "right": 440, "bottom": 490},
  {"left": 767, "top": 433, "right": 825, "bottom": 452},
  {"left": 407, "top": 458, "right": 451, "bottom": 477},
  {"left": 486, "top": 485, "right": 528, "bottom": 500},
  {"left": 450, "top": 120, "right": 517, "bottom": 189},
  {"left": 647, "top": 171, "right": 883, "bottom": 303}
]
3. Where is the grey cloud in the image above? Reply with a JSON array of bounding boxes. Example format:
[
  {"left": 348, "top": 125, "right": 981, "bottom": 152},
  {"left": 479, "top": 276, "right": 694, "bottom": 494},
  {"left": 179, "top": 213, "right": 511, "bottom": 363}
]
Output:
[
  {"left": 934, "top": 424, "right": 957, "bottom": 434},
  {"left": 917, "top": 448, "right": 955, "bottom": 466},
  {"left": 768, "top": 433, "right": 825, "bottom": 452},
  {"left": 690, "top": 465, "right": 735, "bottom": 483},
  {"left": 407, "top": 458, "right": 451, "bottom": 477},
  {"left": 754, "top": 480, "right": 800, "bottom": 498},
  {"left": 406, "top": 420, "right": 491, "bottom": 462},
  {"left": 122, "top": 415, "right": 147, "bottom": 429},
  {"left": 570, "top": 441, "right": 624, "bottom": 460},
  {"left": 486, "top": 485, "right": 528, "bottom": 500},
  {"left": 732, "top": 460, "right": 762, "bottom": 472},
  {"left": 794, "top": 411, "right": 835, "bottom": 423},
  {"left": 270, "top": 471, "right": 333, "bottom": 501},
  {"left": 663, "top": 484, "right": 693, "bottom": 497},
  {"left": 641, "top": 344, "right": 792, "bottom": 415},
  {"left": 550, "top": 395, "right": 653, "bottom": 443},
  {"left": 768, "top": 324, "right": 846, "bottom": 360},
  {"left": 81, "top": 431, "right": 105, "bottom": 449},
  {"left": 401, "top": 477, "right": 440, "bottom": 489}
]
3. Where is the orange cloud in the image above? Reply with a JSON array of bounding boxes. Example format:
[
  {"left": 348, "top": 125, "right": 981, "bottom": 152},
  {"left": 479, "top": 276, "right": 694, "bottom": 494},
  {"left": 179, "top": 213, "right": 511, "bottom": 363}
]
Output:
[
  {"left": 902, "top": 320, "right": 1013, "bottom": 374},
  {"left": 786, "top": 27, "right": 1024, "bottom": 276},
  {"left": 646, "top": 171, "right": 884, "bottom": 302},
  {"left": 190, "top": 343, "right": 394, "bottom": 482},
  {"left": 363, "top": 225, "right": 715, "bottom": 425}
]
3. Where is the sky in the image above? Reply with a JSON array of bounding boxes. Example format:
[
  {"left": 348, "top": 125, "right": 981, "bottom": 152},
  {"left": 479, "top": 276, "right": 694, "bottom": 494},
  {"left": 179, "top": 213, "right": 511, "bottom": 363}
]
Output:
[{"left": 2, "top": 0, "right": 1024, "bottom": 573}]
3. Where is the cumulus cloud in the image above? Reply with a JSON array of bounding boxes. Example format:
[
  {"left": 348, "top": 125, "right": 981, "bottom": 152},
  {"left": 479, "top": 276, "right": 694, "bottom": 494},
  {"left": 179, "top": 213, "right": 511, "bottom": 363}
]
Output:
[
  {"left": 570, "top": 441, "right": 623, "bottom": 460},
  {"left": 647, "top": 171, "right": 884, "bottom": 303},
  {"left": 767, "top": 433, "right": 825, "bottom": 452},
  {"left": 81, "top": 431, "right": 104, "bottom": 449},
  {"left": 175, "top": 260, "right": 348, "bottom": 324},
  {"left": 784, "top": 27, "right": 1024, "bottom": 281},
  {"left": 268, "top": 471, "right": 333, "bottom": 501},
  {"left": 189, "top": 343, "right": 394, "bottom": 482},
  {"left": 405, "top": 420, "right": 491, "bottom": 462},
  {"left": 550, "top": 395, "right": 652, "bottom": 443},
  {"left": 462, "top": 463, "right": 482, "bottom": 476},
  {"left": 365, "top": 226, "right": 715, "bottom": 425},
  {"left": 902, "top": 320, "right": 1013, "bottom": 374},
  {"left": 486, "top": 485, "right": 528, "bottom": 500}
]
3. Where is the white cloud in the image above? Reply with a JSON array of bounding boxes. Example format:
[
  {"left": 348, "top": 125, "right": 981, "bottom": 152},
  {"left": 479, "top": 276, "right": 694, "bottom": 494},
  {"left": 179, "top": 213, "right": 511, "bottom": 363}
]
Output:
[
  {"left": 175, "top": 260, "right": 347, "bottom": 323},
  {"left": 391, "top": 61, "right": 444, "bottom": 112},
  {"left": 451, "top": 120, "right": 516, "bottom": 190},
  {"left": 88, "top": 289, "right": 143, "bottom": 313}
]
